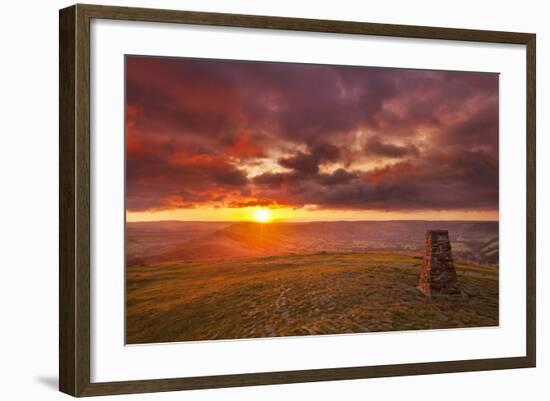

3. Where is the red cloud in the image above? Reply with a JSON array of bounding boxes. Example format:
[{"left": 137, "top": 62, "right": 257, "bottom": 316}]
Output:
[{"left": 125, "top": 55, "right": 499, "bottom": 213}]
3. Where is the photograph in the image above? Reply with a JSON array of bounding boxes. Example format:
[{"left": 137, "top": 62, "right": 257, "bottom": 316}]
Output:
[{"left": 124, "top": 55, "right": 500, "bottom": 344}]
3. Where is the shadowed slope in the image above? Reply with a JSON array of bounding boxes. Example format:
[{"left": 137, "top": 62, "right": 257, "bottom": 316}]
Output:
[{"left": 128, "top": 221, "right": 499, "bottom": 265}]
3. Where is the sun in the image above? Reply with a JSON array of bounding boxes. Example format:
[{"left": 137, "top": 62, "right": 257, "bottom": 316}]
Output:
[{"left": 253, "top": 208, "right": 272, "bottom": 223}]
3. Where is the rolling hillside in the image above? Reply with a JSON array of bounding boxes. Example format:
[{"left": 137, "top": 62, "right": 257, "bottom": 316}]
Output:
[{"left": 127, "top": 220, "right": 499, "bottom": 266}]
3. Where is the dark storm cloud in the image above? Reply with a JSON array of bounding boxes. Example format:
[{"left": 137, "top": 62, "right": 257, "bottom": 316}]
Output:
[
  {"left": 279, "top": 152, "right": 320, "bottom": 174},
  {"left": 252, "top": 172, "right": 287, "bottom": 188},
  {"left": 318, "top": 169, "right": 359, "bottom": 186},
  {"left": 126, "top": 55, "right": 499, "bottom": 212},
  {"left": 278, "top": 142, "right": 341, "bottom": 175},
  {"left": 252, "top": 148, "right": 498, "bottom": 212},
  {"left": 210, "top": 168, "right": 248, "bottom": 187},
  {"left": 365, "top": 137, "right": 420, "bottom": 159}
]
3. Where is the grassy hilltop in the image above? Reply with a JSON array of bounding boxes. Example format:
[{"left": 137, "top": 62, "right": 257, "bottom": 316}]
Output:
[{"left": 126, "top": 251, "right": 498, "bottom": 344}]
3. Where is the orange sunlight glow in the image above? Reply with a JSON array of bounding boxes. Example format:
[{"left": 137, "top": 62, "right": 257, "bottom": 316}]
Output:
[
  {"left": 126, "top": 206, "right": 498, "bottom": 223},
  {"left": 253, "top": 208, "right": 272, "bottom": 223}
]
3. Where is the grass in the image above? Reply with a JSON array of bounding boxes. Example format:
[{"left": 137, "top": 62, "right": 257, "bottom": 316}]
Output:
[{"left": 126, "top": 252, "right": 498, "bottom": 344}]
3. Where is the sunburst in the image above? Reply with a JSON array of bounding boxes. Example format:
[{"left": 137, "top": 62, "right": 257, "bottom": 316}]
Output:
[{"left": 253, "top": 208, "right": 272, "bottom": 223}]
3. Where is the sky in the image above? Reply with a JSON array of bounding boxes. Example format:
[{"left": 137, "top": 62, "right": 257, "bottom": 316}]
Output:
[{"left": 125, "top": 56, "right": 499, "bottom": 222}]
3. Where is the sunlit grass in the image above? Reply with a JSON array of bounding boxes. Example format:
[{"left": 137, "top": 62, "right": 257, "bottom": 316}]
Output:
[{"left": 126, "top": 252, "right": 498, "bottom": 344}]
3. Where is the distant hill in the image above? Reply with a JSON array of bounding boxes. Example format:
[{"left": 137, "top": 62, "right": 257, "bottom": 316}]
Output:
[{"left": 127, "top": 220, "right": 499, "bottom": 266}]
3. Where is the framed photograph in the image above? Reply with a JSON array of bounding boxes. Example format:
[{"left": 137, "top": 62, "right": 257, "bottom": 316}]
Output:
[{"left": 59, "top": 4, "right": 536, "bottom": 397}]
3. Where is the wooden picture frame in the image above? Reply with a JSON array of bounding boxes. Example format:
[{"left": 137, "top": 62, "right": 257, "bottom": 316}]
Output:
[{"left": 59, "top": 3, "right": 536, "bottom": 397}]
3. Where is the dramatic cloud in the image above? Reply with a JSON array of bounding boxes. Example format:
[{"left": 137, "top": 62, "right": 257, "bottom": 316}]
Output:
[
  {"left": 278, "top": 142, "right": 341, "bottom": 175},
  {"left": 365, "top": 137, "right": 420, "bottom": 159},
  {"left": 126, "top": 56, "right": 499, "bottom": 213}
]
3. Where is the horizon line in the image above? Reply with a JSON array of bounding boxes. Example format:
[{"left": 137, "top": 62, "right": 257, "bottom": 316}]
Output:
[{"left": 127, "top": 218, "right": 499, "bottom": 224}]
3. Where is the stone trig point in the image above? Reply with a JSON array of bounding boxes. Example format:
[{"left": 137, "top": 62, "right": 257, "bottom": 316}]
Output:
[{"left": 417, "top": 230, "right": 461, "bottom": 297}]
